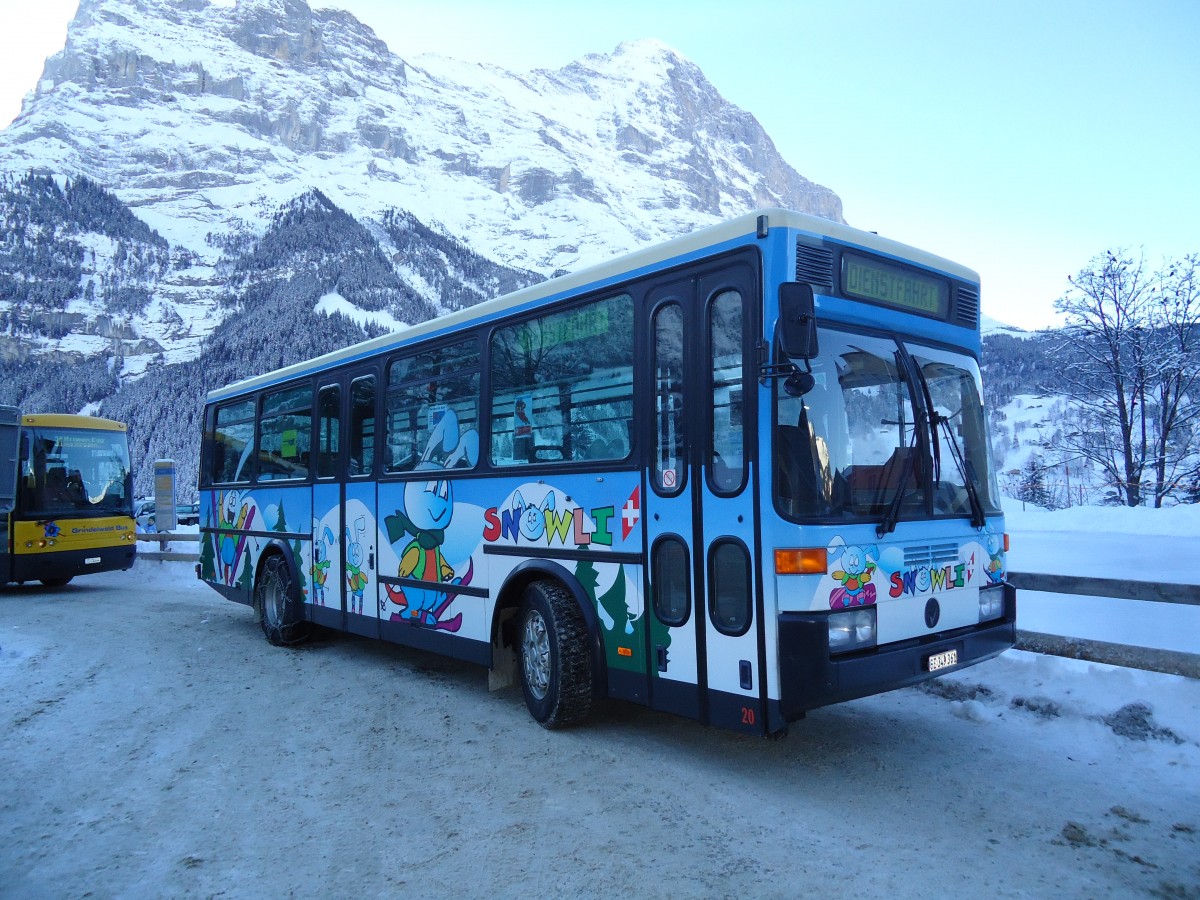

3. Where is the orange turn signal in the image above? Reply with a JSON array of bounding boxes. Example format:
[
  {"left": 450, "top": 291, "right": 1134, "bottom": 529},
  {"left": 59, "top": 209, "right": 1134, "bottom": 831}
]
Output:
[
  {"left": 774, "top": 548, "right": 828, "bottom": 575},
  {"left": 1003, "top": 533, "right": 1010, "bottom": 553}
]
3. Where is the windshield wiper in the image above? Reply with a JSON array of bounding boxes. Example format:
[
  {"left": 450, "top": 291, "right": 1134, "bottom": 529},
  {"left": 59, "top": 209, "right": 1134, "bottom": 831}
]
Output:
[
  {"left": 876, "top": 428, "right": 918, "bottom": 538},
  {"left": 933, "top": 411, "right": 988, "bottom": 529}
]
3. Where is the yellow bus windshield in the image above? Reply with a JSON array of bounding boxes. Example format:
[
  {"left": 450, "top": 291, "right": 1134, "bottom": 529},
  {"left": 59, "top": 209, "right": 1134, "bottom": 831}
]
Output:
[{"left": 19, "top": 427, "right": 134, "bottom": 517}]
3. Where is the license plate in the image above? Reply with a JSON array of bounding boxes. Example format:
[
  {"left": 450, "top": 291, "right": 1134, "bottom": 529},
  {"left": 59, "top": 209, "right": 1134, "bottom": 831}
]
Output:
[
  {"left": 927, "top": 649, "right": 958, "bottom": 672},
  {"left": 85, "top": 557, "right": 101, "bottom": 565}
]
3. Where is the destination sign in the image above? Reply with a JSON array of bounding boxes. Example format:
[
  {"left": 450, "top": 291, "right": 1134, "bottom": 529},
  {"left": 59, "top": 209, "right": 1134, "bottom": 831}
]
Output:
[{"left": 842, "top": 255, "right": 950, "bottom": 318}]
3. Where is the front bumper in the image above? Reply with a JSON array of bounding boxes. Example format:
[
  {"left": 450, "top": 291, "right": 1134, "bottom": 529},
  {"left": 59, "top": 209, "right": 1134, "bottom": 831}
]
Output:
[{"left": 775, "top": 582, "right": 1016, "bottom": 722}]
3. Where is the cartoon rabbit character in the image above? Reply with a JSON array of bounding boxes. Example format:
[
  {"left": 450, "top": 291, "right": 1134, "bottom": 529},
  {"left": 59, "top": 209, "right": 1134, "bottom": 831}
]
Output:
[
  {"left": 345, "top": 517, "right": 368, "bottom": 615},
  {"left": 384, "top": 408, "right": 478, "bottom": 629},
  {"left": 829, "top": 541, "right": 879, "bottom": 609},
  {"left": 311, "top": 524, "right": 334, "bottom": 606},
  {"left": 515, "top": 490, "right": 554, "bottom": 541}
]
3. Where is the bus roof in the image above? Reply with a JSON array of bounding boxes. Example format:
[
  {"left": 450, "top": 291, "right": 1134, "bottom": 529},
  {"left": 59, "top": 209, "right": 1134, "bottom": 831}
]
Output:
[
  {"left": 207, "top": 208, "right": 980, "bottom": 402},
  {"left": 22, "top": 414, "right": 128, "bottom": 432}
]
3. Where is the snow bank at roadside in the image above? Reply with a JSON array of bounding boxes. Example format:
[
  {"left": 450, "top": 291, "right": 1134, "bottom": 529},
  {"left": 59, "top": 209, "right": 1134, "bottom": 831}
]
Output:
[{"left": 1003, "top": 496, "right": 1200, "bottom": 536}]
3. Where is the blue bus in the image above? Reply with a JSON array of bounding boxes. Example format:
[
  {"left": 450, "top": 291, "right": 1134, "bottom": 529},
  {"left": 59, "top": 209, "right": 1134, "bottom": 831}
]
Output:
[{"left": 197, "top": 209, "right": 1014, "bottom": 735}]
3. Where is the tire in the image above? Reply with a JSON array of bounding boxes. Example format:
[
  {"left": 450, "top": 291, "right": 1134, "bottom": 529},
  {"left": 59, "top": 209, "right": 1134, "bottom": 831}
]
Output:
[
  {"left": 256, "top": 553, "right": 311, "bottom": 646},
  {"left": 518, "top": 579, "right": 593, "bottom": 728},
  {"left": 40, "top": 576, "right": 73, "bottom": 588}
]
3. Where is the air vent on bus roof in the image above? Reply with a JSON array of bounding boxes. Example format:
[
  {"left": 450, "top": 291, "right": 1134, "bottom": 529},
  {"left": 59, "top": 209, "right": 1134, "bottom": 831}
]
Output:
[
  {"left": 956, "top": 286, "right": 980, "bottom": 328},
  {"left": 795, "top": 242, "right": 834, "bottom": 290}
]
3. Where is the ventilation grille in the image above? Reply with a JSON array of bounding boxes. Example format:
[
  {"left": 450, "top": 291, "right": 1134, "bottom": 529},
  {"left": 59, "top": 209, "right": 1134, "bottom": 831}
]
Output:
[
  {"left": 956, "top": 286, "right": 980, "bottom": 328},
  {"left": 904, "top": 542, "right": 960, "bottom": 568},
  {"left": 795, "top": 243, "right": 834, "bottom": 289}
]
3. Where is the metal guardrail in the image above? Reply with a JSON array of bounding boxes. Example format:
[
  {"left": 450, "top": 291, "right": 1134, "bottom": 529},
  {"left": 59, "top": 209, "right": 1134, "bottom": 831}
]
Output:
[{"left": 1009, "top": 570, "right": 1199, "bottom": 678}]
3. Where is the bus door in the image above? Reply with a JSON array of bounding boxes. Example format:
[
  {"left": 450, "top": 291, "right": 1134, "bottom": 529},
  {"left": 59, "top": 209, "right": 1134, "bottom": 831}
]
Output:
[
  {"left": 344, "top": 372, "right": 380, "bottom": 638},
  {"left": 312, "top": 374, "right": 380, "bottom": 638},
  {"left": 642, "top": 254, "right": 765, "bottom": 732},
  {"left": 312, "top": 382, "right": 345, "bottom": 631}
]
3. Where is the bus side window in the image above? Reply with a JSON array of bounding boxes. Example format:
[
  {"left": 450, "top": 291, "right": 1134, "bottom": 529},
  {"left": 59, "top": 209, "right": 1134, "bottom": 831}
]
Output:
[
  {"left": 350, "top": 375, "right": 376, "bottom": 477},
  {"left": 317, "top": 384, "right": 340, "bottom": 479},
  {"left": 385, "top": 340, "right": 480, "bottom": 474},
  {"left": 652, "top": 301, "right": 685, "bottom": 494},
  {"left": 709, "top": 290, "right": 746, "bottom": 494},
  {"left": 489, "top": 294, "right": 633, "bottom": 466},
  {"left": 213, "top": 399, "right": 255, "bottom": 484},
  {"left": 257, "top": 385, "right": 312, "bottom": 482}
]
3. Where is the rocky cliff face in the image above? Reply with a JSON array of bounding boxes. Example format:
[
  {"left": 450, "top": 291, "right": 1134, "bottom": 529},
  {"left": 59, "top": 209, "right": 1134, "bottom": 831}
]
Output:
[{"left": 0, "top": 0, "right": 843, "bottom": 377}]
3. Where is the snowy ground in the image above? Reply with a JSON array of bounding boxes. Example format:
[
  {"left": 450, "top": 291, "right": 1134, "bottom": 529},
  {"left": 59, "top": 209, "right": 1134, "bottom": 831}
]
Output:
[{"left": 1, "top": 557, "right": 1198, "bottom": 898}]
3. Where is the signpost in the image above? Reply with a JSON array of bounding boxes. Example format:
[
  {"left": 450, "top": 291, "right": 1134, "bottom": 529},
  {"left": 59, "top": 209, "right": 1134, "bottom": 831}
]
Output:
[{"left": 153, "top": 459, "right": 177, "bottom": 534}]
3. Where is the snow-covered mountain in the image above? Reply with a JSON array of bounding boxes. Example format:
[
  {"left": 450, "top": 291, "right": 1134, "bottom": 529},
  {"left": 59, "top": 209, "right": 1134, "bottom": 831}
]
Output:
[
  {"left": 0, "top": 0, "right": 842, "bottom": 376},
  {"left": 980, "top": 312, "right": 1035, "bottom": 338}
]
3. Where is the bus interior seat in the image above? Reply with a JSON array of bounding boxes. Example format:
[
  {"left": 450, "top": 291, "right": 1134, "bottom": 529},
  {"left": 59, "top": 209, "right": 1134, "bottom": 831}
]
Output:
[{"left": 776, "top": 405, "right": 823, "bottom": 509}]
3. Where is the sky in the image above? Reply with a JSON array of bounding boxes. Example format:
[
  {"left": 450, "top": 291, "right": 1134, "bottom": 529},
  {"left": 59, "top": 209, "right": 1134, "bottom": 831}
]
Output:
[{"left": 1, "top": 0, "right": 1198, "bottom": 330}]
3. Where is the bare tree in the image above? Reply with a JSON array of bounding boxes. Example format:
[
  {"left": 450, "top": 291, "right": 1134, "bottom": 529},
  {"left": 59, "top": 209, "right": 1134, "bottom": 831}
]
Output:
[
  {"left": 1146, "top": 255, "right": 1200, "bottom": 506},
  {"left": 1052, "top": 250, "right": 1152, "bottom": 506},
  {"left": 1052, "top": 250, "right": 1200, "bottom": 506}
]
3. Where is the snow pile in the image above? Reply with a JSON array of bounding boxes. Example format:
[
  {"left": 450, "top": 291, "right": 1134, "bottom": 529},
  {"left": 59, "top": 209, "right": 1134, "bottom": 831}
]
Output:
[{"left": 931, "top": 648, "right": 1199, "bottom": 748}]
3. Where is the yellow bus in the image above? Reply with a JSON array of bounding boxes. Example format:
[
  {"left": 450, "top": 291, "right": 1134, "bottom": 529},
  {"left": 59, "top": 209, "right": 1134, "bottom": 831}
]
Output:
[{"left": 0, "top": 408, "right": 136, "bottom": 586}]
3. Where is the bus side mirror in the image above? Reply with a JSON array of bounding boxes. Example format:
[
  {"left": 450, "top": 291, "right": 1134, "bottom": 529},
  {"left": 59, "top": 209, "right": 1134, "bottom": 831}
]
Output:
[{"left": 778, "top": 282, "right": 818, "bottom": 361}]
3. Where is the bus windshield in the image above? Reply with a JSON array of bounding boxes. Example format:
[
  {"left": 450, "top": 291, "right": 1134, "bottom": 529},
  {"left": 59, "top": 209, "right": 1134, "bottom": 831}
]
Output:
[
  {"left": 774, "top": 328, "right": 1000, "bottom": 524},
  {"left": 20, "top": 427, "right": 133, "bottom": 517}
]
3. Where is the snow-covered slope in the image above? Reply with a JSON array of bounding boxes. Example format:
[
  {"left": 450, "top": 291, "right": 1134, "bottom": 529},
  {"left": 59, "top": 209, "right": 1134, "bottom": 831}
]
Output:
[
  {"left": 980, "top": 312, "right": 1034, "bottom": 337},
  {"left": 0, "top": 0, "right": 843, "bottom": 373},
  {"left": 1, "top": 0, "right": 840, "bottom": 274}
]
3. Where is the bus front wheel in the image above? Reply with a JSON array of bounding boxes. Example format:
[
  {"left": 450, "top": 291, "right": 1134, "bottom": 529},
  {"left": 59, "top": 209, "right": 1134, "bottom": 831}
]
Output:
[
  {"left": 518, "top": 579, "right": 593, "bottom": 728},
  {"left": 40, "top": 576, "right": 72, "bottom": 588},
  {"left": 257, "top": 553, "right": 311, "bottom": 647}
]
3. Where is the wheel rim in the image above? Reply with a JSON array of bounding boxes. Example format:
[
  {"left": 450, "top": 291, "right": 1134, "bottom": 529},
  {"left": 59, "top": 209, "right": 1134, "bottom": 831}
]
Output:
[
  {"left": 264, "top": 573, "right": 286, "bottom": 628},
  {"left": 521, "top": 609, "right": 551, "bottom": 701}
]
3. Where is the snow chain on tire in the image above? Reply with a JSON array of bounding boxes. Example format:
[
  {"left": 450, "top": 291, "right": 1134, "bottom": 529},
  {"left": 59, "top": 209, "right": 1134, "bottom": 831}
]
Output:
[
  {"left": 518, "top": 579, "right": 593, "bottom": 728},
  {"left": 257, "top": 553, "right": 310, "bottom": 647}
]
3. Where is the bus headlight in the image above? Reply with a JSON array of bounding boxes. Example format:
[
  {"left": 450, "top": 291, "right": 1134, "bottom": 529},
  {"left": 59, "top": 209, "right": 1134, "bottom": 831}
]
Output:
[
  {"left": 829, "top": 607, "right": 877, "bottom": 653},
  {"left": 978, "top": 586, "right": 1004, "bottom": 623}
]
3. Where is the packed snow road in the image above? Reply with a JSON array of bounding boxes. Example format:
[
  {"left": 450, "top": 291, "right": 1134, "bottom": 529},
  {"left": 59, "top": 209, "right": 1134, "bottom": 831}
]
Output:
[{"left": 2, "top": 562, "right": 1197, "bottom": 899}]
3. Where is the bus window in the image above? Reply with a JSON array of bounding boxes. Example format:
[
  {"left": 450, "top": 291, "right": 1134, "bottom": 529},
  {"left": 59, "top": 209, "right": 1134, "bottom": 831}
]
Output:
[
  {"left": 385, "top": 340, "right": 480, "bottom": 473},
  {"left": 213, "top": 399, "right": 255, "bottom": 484},
  {"left": 489, "top": 294, "right": 633, "bottom": 466},
  {"left": 709, "top": 539, "right": 752, "bottom": 636},
  {"left": 350, "top": 375, "right": 376, "bottom": 477},
  {"left": 652, "top": 302, "right": 685, "bottom": 494},
  {"left": 257, "top": 386, "right": 311, "bottom": 481},
  {"left": 316, "top": 384, "right": 340, "bottom": 479},
  {"left": 709, "top": 290, "right": 746, "bottom": 494},
  {"left": 652, "top": 536, "right": 691, "bottom": 626}
]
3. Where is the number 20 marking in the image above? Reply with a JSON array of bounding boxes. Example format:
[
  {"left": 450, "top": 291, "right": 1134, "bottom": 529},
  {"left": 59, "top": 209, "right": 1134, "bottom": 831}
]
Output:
[{"left": 741, "top": 707, "right": 756, "bottom": 726}]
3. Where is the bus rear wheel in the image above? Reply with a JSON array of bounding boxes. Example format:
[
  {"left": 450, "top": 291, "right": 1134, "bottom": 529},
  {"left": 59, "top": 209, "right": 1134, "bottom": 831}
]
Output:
[
  {"left": 518, "top": 579, "right": 592, "bottom": 728},
  {"left": 40, "top": 576, "right": 73, "bottom": 587},
  {"left": 257, "top": 553, "right": 311, "bottom": 646}
]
